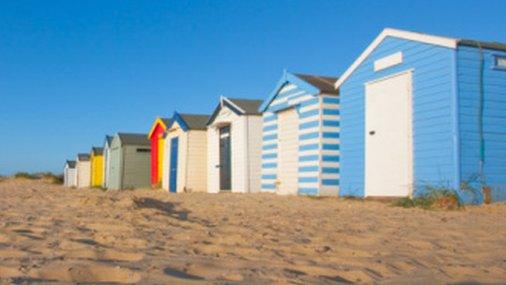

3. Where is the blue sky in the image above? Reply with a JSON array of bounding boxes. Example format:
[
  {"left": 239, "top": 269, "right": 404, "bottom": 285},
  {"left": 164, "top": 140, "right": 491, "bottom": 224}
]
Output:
[{"left": 1, "top": 0, "right": 505, "bottom": 175}]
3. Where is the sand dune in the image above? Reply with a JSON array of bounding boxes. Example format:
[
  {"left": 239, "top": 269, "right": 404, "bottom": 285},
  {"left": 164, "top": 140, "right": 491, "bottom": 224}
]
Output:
[{"left": 0, "top": 178, "right": 504, "bottom": 284}]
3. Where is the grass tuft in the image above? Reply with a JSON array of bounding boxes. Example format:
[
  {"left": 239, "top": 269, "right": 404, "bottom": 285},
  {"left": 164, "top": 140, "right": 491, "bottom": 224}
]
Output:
[{"left": 392, "top": 187, "right": 461, "bottom": 210}]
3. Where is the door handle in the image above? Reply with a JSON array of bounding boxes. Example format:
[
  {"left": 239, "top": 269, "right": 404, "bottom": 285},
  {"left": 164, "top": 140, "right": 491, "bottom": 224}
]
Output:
[
  {"left": 369, "top": 130, "right": 375, "bottom": 135},
  {"left": 215, "top": 164, "right": 221, "bottom": 168}
]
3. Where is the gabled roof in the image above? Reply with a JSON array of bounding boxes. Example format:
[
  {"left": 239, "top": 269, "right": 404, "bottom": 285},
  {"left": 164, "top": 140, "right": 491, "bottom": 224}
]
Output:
[
  {"left": 117, "top": 133, "right": 151, "bottom": 146},
  {"left": 207, "top": 97, "right": 263, "bottom": 125},
  {"left": 259, "top": 70, "right": 339, "bottom": 112},
  {"left": 148, "top": 117, "right": 172, "bottom": 139},
  {"left": 77, "top": 153, "right": 90, "bottom": 162},
  {"left": 227, "top": 98, "right": 263, "bottom": 115},
  {"left": 104, "top": 135, "right": 113, "bottom": 146},
  {"left": 66, "top": 160, "right": 76, "bottom": 168},
  {"left": 169, "top": 112, "right": 210, "bottom": 131},
  {"left": 293, "top": 73, "right": 338, "bottom": 94},
  {"left": 334, "top": 28, "right": 506, "bottom": 88},
  {"left": 91, "top": 147, "right": 104, "bottom": 156}
]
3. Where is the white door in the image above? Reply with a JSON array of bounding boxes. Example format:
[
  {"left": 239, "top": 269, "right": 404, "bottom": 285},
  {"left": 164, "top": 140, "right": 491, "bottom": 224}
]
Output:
[
  {"left": 365, "top": 71, "right": 413, "bottom": 197},
  {"left": 277, "top": 108, "right": 299, "bottom": 195}
]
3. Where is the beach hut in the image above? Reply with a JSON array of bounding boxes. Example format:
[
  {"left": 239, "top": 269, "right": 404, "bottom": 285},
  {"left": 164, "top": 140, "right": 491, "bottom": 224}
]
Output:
[
  {"left": 334, "top": 28, "right": 506, "bottom": 203},
  {"left": 63, "top": 160, "right": 77, "bottom": 187},
  {"left": 147, "top": 117, "right": 172, "bottom": 187},
  {"left": 108, "top": 133, "right": 151, "bottom": 190},
  {"left": 162, "top": 113, "right": 209, "bottom": 193},
  {"left": 76, "top": 153, "right": 91, "bottom": 188},
  {"left": 90, "top": 147, "right": 104, "bottom": 187},
  {"left": 259, "top": 71, "right": 340, "bottom": 196},
  {"left": 102, "top": 135, "right": 113, "bottom": 188},
  {"left": 207, "top": 97, "right": 263, "bottom": 193}
]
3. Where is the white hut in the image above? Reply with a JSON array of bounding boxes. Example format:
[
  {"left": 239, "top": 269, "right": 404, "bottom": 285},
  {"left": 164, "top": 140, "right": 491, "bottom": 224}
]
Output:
[
  {"left": 206, "top": 97, "right": 263, "bottom": 193},
  {"left": 102, "top": 135, "right": 113, "bottom": 188},
  {"left": 63, "top": 160, "right": 77, "bottom": 187},
  {"left": 76, "top": 153, "right": 91, "bottom": 188},
  {"left": 162, "top": 113, "right": 209, "bottom": 193}
]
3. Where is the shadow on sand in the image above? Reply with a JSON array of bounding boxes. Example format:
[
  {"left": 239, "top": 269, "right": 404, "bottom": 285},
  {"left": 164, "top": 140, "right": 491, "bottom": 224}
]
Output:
[{"left": 133, "top": 197, "right": 190, "bottom": 221}]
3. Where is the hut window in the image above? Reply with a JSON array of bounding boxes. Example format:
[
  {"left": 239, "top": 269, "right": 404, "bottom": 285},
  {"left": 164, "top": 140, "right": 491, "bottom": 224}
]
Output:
[
  {"left": 136, "top": 148, "right": 151, "bottom": 153},
  {"left": 495, "top": 56, "right": 506, "bottom": 69}
]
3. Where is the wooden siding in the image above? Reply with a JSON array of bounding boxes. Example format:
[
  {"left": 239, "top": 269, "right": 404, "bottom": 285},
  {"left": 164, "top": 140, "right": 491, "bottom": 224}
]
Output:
[
  {"left": 64, "top": 166, "right": 77, "bottom": 187},
  {"left": 261, "top": 79, "right": 340, "bottom": 196},
  {"left": 207, "top": 105, "right": 263, "bottom": 194},
  {"left": 339, "top": 36, "right": 456, "bottom": 197},
  {"left": 207, "top": 122, "right": 220, "bottom": 193},
  {"left": 76, "top": 160, "right": 91, "bottom": 188},
  {"left": 103, "top": 145, "right": 111, "bottom": 188},
  {"left": 122, "top": 145, "right": 151, "bottom": 189},
  {"left": 319, "top": 95, "right": 340, "bottom": 195},
  {"left": 108, "top": 136, "right": 122, "bottom": 190},
  {"left": 107, "top": 135, "right": 151, "bottom": 190},
  {"left": 186, "top": 130, "right": 207, "bottom": 192},
  {"left": 457, "top": 46, "right": 506, "bottom": 202},
  {"left": 207, "top": 107, "right": 241, "bottom": 193},
  {"left": 247, "top": 115, "right": 263, "bottom": 193}
]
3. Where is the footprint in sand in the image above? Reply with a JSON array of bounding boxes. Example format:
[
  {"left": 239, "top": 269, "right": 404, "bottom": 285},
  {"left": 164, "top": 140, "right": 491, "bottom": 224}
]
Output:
[{"left": 36, "top": 262, "right": 141, "bottom": 284}]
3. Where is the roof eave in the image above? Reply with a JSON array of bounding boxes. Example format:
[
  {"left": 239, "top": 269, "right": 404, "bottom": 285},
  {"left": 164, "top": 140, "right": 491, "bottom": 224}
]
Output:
[
  {"left": 147, "top": 117, "right": 169, "bottom": 139},
  {"left": 334, "top": 28, "right": 458, "bottom": 89},
  {"left": 258, "top": 70, "right": 321, "bottom": 113}
]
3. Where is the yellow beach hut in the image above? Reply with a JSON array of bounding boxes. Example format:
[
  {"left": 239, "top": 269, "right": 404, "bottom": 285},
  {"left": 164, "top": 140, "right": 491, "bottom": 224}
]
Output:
[{"left": 90, "top": 147, "right": 104, "bottom": 187}]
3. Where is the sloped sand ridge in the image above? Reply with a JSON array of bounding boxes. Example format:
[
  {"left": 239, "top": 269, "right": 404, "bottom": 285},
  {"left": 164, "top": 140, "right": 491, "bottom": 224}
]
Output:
[{"left": 0, "top": 178, "right": 504, "bottom": 284}]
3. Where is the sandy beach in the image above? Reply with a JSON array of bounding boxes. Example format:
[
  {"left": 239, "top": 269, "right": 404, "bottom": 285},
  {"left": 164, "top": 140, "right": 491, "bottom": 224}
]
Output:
[{"left": 0, "top": 178, "right": 504, "bottom": 284}]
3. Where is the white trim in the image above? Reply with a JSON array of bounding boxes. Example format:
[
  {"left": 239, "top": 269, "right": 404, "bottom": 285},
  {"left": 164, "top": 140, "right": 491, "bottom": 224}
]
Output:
[
  {"left": 374, "top": 51, "right": 403, "bottom": 71},
  {"left": 221, "top": 96, "right": 245, "bottom": 114},
  {"left": 279, "top": 83, "right": 297, "bottom": 94},
  {"left": 334, "top": 28, "right": 457, "bottom": 89}
]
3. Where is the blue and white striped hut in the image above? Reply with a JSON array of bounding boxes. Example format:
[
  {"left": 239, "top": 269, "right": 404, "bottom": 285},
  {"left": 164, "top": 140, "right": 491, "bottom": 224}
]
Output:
[
  {"left": 335, "top": 28, "right": 506, "bottom": 203},
  {"left": 259, "top": 71, "right": 340, "bottom": 196}
]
